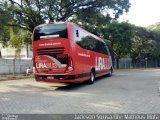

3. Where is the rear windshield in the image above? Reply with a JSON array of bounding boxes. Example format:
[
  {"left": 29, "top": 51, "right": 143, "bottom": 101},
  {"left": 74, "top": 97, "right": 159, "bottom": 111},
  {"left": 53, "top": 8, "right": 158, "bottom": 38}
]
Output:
[{"left": 33, "top": 23, "right": 68, "bottom": 41}]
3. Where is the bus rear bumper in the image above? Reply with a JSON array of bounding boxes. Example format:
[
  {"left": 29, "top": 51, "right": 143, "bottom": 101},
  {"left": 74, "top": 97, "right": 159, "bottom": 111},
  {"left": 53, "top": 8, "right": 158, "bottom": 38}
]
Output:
[{"left": 34, "top": 73, "right": 90, "bottom": 83}]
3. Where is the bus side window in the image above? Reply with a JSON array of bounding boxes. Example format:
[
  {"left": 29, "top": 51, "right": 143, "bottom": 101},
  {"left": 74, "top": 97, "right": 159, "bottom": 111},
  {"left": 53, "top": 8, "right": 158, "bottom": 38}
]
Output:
[
  {"left": 76, "top": 30, "right": 79, "bottom": 37},
  {"left": 105, "top": 45, "right": 110, "bottom": 56}
]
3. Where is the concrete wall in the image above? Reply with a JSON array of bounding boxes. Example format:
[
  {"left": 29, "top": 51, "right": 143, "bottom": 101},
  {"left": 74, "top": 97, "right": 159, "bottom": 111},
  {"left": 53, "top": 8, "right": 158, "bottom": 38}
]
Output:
[
  {"left": 0, "top": 58, "right": 33, "bottom": 75},
  {"left": 0, "top": 44, "right": 32, "bottom": 58}
]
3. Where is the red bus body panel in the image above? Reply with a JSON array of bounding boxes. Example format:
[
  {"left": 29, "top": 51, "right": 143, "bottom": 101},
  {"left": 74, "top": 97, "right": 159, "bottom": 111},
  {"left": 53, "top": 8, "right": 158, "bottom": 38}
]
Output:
[{"left": 32, "top": 22, "right": 112, "bottom": 83}]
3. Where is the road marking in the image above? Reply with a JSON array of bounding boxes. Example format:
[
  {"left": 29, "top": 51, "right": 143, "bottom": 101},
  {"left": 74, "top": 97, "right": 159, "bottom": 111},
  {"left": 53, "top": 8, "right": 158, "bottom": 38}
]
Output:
[{"left": 87, "top": 102, "right": 122, "bottom": 110}]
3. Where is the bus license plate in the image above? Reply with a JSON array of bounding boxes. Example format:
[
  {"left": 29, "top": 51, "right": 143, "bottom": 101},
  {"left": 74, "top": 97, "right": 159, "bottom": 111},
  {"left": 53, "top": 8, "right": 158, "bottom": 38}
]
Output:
[{"left": 47, "top": 76, "right": 54, "bottom": 79}]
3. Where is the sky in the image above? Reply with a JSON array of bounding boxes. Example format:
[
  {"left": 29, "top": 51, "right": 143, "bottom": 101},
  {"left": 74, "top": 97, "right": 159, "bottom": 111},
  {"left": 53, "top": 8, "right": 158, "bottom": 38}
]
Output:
[{"left": 119, "top": 0, "right": 160, "bottom": 27}]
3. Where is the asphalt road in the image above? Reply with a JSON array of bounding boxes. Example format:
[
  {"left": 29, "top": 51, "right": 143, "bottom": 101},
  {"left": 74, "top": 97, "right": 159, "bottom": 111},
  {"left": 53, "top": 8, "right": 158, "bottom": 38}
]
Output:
[{"left": 0, "top": 69, "right": 160, "bottom": 114}]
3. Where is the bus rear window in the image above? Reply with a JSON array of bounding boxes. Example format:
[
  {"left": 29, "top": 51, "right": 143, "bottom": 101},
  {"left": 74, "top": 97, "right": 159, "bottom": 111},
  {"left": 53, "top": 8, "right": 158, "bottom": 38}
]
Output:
[{"left": 34, "top": 23, "right": 68, "bottom": 41}]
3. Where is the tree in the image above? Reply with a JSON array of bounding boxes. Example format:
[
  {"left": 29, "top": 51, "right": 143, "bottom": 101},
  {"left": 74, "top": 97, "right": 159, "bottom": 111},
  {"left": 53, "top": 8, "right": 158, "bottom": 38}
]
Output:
[
  {"left": 0, "top": 0, "right": 131, "bottom": 70},
  {"left": 131, "top": 25, "right": 160, "bottom": 68},
  {"left": 0, "top": 0, "right": 131, "bottom": 32},
  {"left": 0, "top": 0, "right": 131, "bottom": 47},
  {"left": 71, "top": 10, "right": 112, "bottom": 36},
  {"left": 147, "top": 22, "right": 160, "bottom": 43},
  {"left": 9, "top": 26, "right": 31, "bottom": 75},
  {"left": 103, "top": 21, "right": 134, "bottom": 68},
  {"left": 0, "top": 5, "right": 11, "bottom": 46},
  {"left": 148, "top": 24, "right": 160, "bottom": 65},
  {"left": 0, "top": 15, "right": 31, "bottom": 75}
]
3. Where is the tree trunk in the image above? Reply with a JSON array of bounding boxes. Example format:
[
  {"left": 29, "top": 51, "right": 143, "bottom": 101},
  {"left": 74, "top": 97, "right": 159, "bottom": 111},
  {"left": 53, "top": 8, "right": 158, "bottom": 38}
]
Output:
[
  {"left": 13, "top": 50, "right": 20, "bottom": 76},
  {"left": 116, "top": 59, "right": 119, "bottom": 69},
  {"left": 26, "top": 44, "right": 29, "bottom": 58},
  {"left": 158, "top": 58, "right": 160, "bottom": 67},
  {"left": 13, "top": 58, "right": 16, "bottom": 76}
]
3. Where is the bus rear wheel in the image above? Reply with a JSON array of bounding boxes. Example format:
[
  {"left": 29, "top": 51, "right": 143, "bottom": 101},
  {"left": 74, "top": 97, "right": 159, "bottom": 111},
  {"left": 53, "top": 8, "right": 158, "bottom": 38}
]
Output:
[
  {"left": 87, "top": 70, "right": 95, "bottom": 84},
  {"left": 108, "top": 67, "right": 113, "bottom": 77}
]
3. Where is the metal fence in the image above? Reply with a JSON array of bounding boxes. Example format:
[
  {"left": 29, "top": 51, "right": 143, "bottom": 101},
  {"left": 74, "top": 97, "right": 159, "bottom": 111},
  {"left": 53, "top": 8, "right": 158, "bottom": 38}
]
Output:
[{"left": 117, "top": 58, "right": 160, "bottom": 69}]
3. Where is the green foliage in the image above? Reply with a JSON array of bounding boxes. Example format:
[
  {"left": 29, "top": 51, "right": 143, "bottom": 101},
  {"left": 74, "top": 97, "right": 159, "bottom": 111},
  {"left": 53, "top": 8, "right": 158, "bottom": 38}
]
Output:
[
  {"left": 148, "top": 22, "right": 160, "bottom": 33},
  {"left": 0, "top": 0, "right": 130, "bottom": 32},
  {"left": 72, "top": 11, "right": 111, "bottom": 36},
  {"left": 0, "top": 3, "right": 32, "bottom": 49},
  {"left": 0, "top": 26, "right": 10, "bottom": 47},
  {"left": 0, "top": 4, "right": 11, "bottom": 46},
  {"left": 131, "top": 38, "right": 157, "bottom": 59},
  {"left": 0, "top": 25, "right": 32, "bottom": 51},
  {"left": 0, "top": 0, "right": 130, "bottom": 51},
  {"left": 130, "top": 24, "right": 160, "bottom": 64},
  {"left": 0, "top": 0, "right": 159, "bottom": 68},
  {"left": 104, "top": 21, "right": 134, "bottom": 59},
  {"left": 147, "top": 22, "right": 160, "bottom": 42},
  {"left": 147, "top": 23, "right": 160, "bottom": 59},
  {"left": 22, "top": 31, "right": 32, "bottom": 45},
  {"left": 9, "top": 27, "right": 23, "bottom": 51}
]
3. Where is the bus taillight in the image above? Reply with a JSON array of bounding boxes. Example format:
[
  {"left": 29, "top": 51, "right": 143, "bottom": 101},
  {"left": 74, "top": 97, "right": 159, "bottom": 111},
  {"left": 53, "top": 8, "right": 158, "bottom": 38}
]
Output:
[{"left": 67, "top": 57, "right": 73, "bottom": 72}]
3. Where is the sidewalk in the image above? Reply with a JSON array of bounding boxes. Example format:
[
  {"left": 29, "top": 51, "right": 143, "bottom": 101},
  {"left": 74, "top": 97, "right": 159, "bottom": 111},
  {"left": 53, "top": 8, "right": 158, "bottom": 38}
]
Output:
[
  {"left": 0, "top": 73, "right": 24, "bottom": 77},
  {"left": 0, "top": 74, "right": 34, "bottom": 81}
]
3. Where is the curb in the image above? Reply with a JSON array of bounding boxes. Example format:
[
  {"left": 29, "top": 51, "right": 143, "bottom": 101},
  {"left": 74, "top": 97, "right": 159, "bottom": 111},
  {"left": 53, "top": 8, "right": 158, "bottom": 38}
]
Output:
[{"left": 0, "top": 76, "right": 34, "bottom": 81}]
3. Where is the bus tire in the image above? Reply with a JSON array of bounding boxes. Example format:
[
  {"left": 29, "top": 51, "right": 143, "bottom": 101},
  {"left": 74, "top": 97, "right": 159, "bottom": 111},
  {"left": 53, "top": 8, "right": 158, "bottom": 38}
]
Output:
[
  {"left": 88, "top": 69, "right": 95, "bottom": 84},
  {"left": 108, "top": 67, "right": 113, "bottom": 77}
]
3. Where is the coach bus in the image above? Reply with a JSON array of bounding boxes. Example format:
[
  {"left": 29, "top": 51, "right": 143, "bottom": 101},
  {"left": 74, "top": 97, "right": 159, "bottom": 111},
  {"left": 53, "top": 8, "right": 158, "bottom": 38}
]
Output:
[{"left": 32, "top": 22, "right": 113, "bottom": 84}]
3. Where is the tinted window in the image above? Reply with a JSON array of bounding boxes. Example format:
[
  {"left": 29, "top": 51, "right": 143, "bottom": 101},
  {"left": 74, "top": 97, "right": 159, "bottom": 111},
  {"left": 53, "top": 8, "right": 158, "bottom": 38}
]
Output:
[
  {"left": 76, "top": 31, "right": 109, "bottom": 55},
  {"left": 76, "top": 36, "right": 97, "bottom": 51},
  {"left": 50, "top": 55, "right": 68, "bottom": 64},
  {"left": 34, "top": 23, "right": 68, "bottom": 41},
  {"left": 94, "top": 41, "right": 109, "bottom": 55},
  {"left": 104, "top": 45, "right": 109, "bottom": 55}
]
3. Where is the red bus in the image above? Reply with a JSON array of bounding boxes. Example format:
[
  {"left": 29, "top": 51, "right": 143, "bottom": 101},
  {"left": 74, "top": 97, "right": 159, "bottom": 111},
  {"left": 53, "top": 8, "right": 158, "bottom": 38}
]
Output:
[{"left": 32, "top": 22, "right": 113, "bottom": 84}]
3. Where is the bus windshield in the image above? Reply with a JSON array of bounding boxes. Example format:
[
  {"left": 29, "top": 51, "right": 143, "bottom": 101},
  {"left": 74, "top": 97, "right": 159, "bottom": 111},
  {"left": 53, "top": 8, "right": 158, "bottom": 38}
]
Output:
[{"left": 33, "top": 23, "right": 68, "bottom": 41}]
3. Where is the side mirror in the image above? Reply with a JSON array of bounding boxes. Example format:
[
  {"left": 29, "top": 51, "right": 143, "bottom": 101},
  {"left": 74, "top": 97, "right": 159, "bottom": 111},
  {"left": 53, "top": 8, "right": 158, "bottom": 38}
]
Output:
[{"left": 76, "top": 30, "right": 79, "bottom": 37}]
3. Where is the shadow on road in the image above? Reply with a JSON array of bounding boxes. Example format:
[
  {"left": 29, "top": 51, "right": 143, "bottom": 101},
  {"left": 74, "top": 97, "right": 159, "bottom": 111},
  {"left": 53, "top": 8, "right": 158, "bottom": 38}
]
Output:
[
  {"left": 5, "top": 82, "right": 88, "bottom": 92},
  {"left": 55, "top": 82, "right": 88, "bottom": 91},
  {"left": 55, "top": 75, "right": 112, "bottom": 91},
  {"left": 2, "top": 75, "right": 113, "bottom": 93}
]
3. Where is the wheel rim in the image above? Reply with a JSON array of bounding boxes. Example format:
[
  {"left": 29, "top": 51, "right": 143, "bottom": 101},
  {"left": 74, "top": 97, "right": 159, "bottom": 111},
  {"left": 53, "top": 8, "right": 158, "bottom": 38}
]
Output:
[
  {"left": 110, "top": 69, "right": 112, "bottom": 75},
  {"left": 91, "top": 72, "right": 94, "bottom": 82}
]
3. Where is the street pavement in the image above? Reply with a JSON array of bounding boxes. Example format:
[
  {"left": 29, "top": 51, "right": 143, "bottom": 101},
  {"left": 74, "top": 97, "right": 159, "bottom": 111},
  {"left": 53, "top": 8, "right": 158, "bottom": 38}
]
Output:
[{"left": 0, "top": 69, "right": 160, "bottom": 114}]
